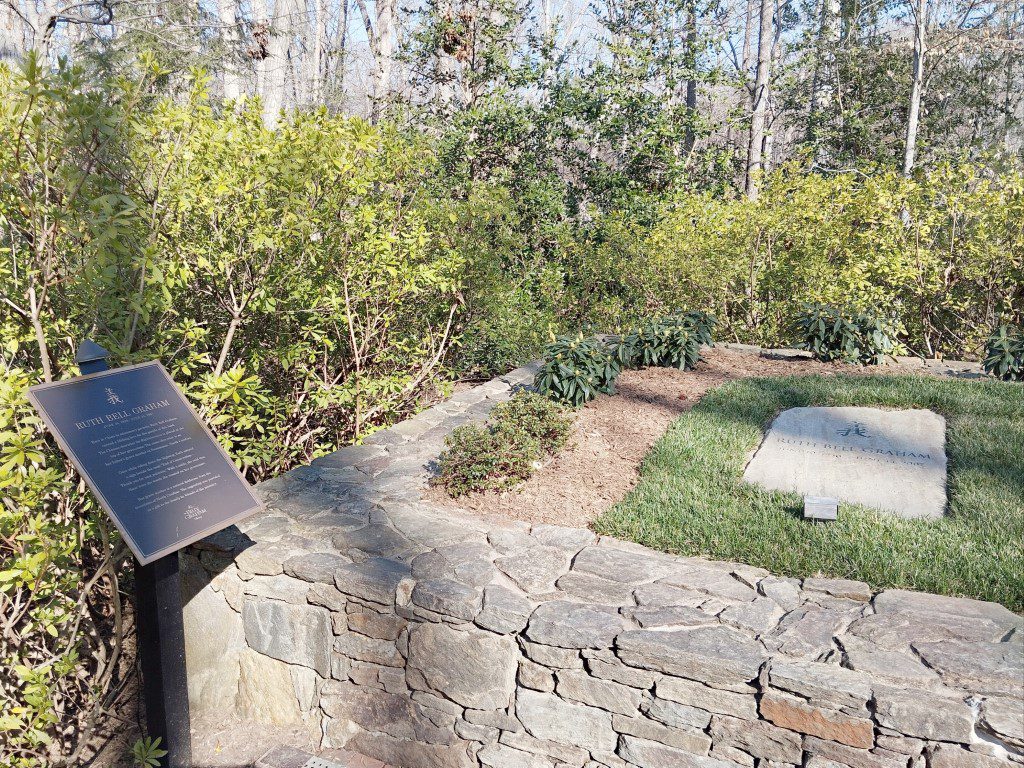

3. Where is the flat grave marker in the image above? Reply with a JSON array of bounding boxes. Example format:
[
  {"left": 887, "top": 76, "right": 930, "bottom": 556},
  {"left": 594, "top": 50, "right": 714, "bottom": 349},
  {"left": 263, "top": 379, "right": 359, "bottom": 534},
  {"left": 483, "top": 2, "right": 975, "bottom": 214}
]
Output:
[{"left": 743, "top": 406, "right": 947, "bottom": 519}]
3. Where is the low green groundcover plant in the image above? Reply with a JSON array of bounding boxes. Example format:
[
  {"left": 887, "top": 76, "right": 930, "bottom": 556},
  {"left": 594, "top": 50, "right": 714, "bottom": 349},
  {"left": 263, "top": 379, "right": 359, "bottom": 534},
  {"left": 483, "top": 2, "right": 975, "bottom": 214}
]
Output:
[
  {"left": 795, "top": 305, "right": 903, "bottom": 365},
  {"left": 433, "top": 392, "right": 573, "bottom": 495},
  {"left": 595, "top": 374, "right": 1024, "bottom": 610},
  {"left": 983, "top": 325, "right": 1024, "bottom": 382}
]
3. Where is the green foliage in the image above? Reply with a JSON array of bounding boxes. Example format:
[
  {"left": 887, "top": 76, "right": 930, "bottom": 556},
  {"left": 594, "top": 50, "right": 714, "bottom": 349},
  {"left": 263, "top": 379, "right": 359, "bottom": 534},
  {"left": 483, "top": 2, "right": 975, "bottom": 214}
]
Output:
[
  {"left": 983, "top": 325, "right": 1024, "bottom": 382},
  {"left": 631, "top": 314, "right": 712, "bottom": 370},
  {"left": 433, "top": 392, "right": 572, "bottom": 495},
  {"left": 490, "top": 392, "right": 574, "bottom": 454},
  {"left": 795, "top": 305, "right": 902, "bottom": 365},
  {"left": 534, "top": 335, "right": 621, "bottom": 407},
  {"left": 131, "top": 737, "right": 168, "bottom": 768}
]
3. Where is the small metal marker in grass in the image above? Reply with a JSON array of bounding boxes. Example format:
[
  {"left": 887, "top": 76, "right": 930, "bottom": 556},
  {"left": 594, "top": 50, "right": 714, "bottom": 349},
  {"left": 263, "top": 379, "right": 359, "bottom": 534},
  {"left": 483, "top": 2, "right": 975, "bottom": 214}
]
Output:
[{"left": 804, "top": 495, "right": 839, "bottom": 522}]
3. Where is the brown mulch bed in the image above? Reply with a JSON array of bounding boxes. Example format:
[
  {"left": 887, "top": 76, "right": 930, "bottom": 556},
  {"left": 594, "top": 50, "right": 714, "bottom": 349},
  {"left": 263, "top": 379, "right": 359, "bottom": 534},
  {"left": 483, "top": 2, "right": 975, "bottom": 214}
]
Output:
[{"left": 429, "top": 346, "right": 928, "bottom": 529}]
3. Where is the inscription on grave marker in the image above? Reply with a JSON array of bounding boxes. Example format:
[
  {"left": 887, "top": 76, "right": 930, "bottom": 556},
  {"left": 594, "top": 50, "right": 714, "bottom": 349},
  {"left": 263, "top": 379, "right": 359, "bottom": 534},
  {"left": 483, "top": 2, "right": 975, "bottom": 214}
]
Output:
[
  {"left": 29, "top": 361, "right": 261, "bottom": 563},
  {"left": 743, "top": 406, "right": 947, "bottom": 519}
]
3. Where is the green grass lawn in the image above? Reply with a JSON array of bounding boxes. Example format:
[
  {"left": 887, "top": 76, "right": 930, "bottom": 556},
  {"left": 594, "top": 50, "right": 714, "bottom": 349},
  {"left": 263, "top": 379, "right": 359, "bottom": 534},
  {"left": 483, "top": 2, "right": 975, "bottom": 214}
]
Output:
[{"left": 594, "top": 374, "right": 1024, "bottom": 611}]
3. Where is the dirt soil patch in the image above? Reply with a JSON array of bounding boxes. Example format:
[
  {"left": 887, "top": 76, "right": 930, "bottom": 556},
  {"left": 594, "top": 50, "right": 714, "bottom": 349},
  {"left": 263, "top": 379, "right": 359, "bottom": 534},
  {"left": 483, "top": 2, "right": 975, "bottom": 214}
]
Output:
[{"left": 429, "top": 346, "right": 941, "bottom": 529}]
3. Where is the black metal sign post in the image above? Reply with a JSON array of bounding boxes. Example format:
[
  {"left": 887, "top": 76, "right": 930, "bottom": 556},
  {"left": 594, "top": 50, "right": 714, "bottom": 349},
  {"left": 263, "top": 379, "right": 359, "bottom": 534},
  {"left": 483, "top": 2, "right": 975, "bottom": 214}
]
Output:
[
  {"left": 76, "top": 343, "right": 193, "bottom": 768},
  {"left": 28, "top": 341, "right": 264, "bottom": 768}
]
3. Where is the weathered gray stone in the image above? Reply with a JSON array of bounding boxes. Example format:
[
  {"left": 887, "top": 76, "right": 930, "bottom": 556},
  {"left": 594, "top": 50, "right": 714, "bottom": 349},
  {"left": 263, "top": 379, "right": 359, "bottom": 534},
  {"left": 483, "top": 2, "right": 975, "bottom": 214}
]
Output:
[
  {"left": 283, "top": 551, "right": 350, "bottom": 583},
  {"left": 242, "top": 599, "right": 331, "bottom": 676},
  {"left": 617, "top": 735, "right": 726, "bottom": 768},
  {"left": 476, "top": 585, "right": 534, "bottom": 634},
  {"left": 929, "top": 744, "right": 1018, "bottom": 768},
  {"left": 478, "top": 743, "right": 554, "bottom": 768},
  {"left": 334, "top": 630, "right": 404, "bottom": 667},
  {"left": 719, "top": 597, "right": 784, "bottom": 635},
  {"left": 765, "top": 605, "right": 858, "bottom": 660},
  {"left": 873, "top": 685, "right": 974, "bottom": 743},
  {"left": 517, "top": 688, "right": 617, "bottom": 751},
  {"left": 496, "top": 545, "right": 571, "bottom": 593},
  {"left": 306, "top": 581, "right": 348, "bottom": 611},
  {"left": 633, "top": 582, "right": 708, "bottom": 608},
  {"left": 611, "top": 714, "right": 712, "bottom": 753},
  {"left": 742, "top": 406, "right": 947, "bottom": 519},
  {"left": 802, "top": 736, "right": 908, "bottom": 768},
  {"left": 758, "top": 577, "right": 802, "bottom": 610},
  {"left": 640, "top": 694, "right": 712, "bottom": 730},
  {"left": 521, "top": 640, "right": 583, "bottom": 668},
  {"left": 874, "top": 589, "right": 1021, "bottom": 628},
  {"left": 241, "top": 574, "right": 310, "bottom": 604},
  {"left": 555, "top": 670, "right": 642, "bottom": 715},
  {"left": 803, "top": 578, "right": 872, "bottom": 603},
  {"left": 836, "top": 635, "right": 940, "bottom": 684},
  {"left": 709, "top": 714, "right": 803, "bottom": 763},
  {"left": 660, "top": 564, "right": 757, "bottom": 602},
  {"left": 464, "top": 707, "right": 521, "bottom": 732},
  {"left": 584, "top": 652, "right": 660, "bottom": 689},
  {"left": 616, "top": 626, "right": 767, "bottom": 690},
  {"left": 527, "top": 601, "right": 623, "bottom": 649},
  {"left": 979, "top": 697, "right": 1024, "bottom": 748},
  {"left": 519, "top": 658, "right": 556, "bottom": 692},
  {"left": 656, "top": 677, "right": 759, "bottom": 719},
  {"left": 532, "top": 524, "right": 597, "bottom": 552},
  {"left": 346, "top": 604, "right": 406, "bottom": 640},
  {"left": 334, "top": 556, "right": 410, "bottom": 605},
  {"left": 344, "top": 728, "right": 475, "bottom": 768},
  {"left": 406, "top": 622, "right": 517, "bottom": 709},
  {"left": 768, "top": 660, "right": 872, "bottom": 714},
  {"left": 848, "top": 609, "right": 1011, "bottom": 649},
  {"left": 411, "top": 578, "right": 482, "bottom": 621},
  {"left": 322, "top": 681, "right": 459, "bottom": 745},
  {"left": 556, "top": 572, "right": 637, "bottom": 605},
  {"left": 335, "top": 523, "right": 415, "bottom": 559},
  {"left": 234, "top": 648, "right": 309, "bottom": 728},
  {"left": 629, "top": 605, "right": 718, "bottom": 629},
  {"left": 182, "top": 554, "right": 245, "bottom": 714},
  {"left": 913, "top": 640, "right": 1023, "bottom": 696},
  {"left": 498, "top": 729, "right": 590, "bottom": 765},
  {"left": 572, "top": 546, "right": 678, "bottom": 583},
  {"left": 235, "top": 535, "right": 317, "bottom": 575}
]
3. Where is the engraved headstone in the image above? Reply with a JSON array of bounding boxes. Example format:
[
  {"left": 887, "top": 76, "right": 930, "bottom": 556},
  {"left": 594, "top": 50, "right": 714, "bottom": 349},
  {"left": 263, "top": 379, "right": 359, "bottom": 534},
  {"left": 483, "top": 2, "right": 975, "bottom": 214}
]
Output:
[{"left": 743, "top": 406, "right": 947, "bottom": 519}]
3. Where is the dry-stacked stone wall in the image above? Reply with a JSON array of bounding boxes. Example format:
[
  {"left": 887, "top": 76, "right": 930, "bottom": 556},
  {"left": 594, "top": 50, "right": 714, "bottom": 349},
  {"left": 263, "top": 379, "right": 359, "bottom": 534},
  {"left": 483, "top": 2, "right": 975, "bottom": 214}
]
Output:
[{"left": 183, "top": 357, "right": 1023, "bottom": 768}]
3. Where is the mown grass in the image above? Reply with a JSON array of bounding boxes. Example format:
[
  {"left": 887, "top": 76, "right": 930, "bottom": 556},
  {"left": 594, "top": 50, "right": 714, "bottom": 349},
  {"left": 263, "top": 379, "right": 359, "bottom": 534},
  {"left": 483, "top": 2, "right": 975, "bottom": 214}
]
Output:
[{"left": 594, "top": 374, "right": 1024, "bottom": 611}]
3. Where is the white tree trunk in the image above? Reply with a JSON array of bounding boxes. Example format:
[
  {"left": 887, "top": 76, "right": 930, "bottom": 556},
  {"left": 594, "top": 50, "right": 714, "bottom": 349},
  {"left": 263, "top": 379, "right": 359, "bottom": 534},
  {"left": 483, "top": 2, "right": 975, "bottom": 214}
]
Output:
[
  {"left": 808, "top": 0, "right": 840, "bottom": 162},
  {"left": 261, "top": 0, "right": 299, "bottom": 127},
  {"left": 745, "top": 0, "right": 773, "bottom": 199},
  {"left": 218, "top": 0, "right": 244, "bottom": 101},
  {"left": 902, "top": 0, "right": 927, "bottom": 175}
]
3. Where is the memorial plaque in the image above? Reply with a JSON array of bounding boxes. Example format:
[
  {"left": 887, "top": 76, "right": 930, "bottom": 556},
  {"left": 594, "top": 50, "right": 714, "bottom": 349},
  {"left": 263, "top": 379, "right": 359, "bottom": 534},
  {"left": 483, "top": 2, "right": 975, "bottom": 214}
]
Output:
[
  {"left": 29, "top": 360, "right": 261, "bottom": 564},
  {"left": 743, "top": 406, "right": 947, "bottom": 519}
]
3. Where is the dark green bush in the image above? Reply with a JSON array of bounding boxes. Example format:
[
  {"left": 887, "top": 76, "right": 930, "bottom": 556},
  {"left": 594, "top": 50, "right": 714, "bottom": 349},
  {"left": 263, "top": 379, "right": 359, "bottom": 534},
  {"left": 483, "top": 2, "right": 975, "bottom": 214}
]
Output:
[
  {"left": 433, "top": 392, "right": 573, "bottom": 495},
  {"left": 632, "top": 314, "right": 708, "bottom": 370},
  {"left": 534, "top": 335, "right": 621, "bottom": 407},
  {"left": 490, "top": 392, "right": 573, "bottom": 453},
  {"left": 795, "top": 305, "right": 901, "bottom": 364},
  {"left": 983, "top": 325, "right": 1024, "bottom": 381}
]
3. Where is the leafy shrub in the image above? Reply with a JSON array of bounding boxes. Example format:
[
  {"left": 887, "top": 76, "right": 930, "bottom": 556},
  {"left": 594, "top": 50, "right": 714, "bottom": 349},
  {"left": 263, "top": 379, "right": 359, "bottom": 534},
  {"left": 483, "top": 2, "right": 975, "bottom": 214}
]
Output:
[
  {"left": 632, "top": 314, "right": 708, "bottom": 370},
  {"left": 795, "top": 305, "right": 902, "bottom": 364},
  {"left": 433, "top": 392, "right": 573, "bottom": 495},
  {"left": 983, "top": 326, "right": 1024, "bottom": 381},
  {"left": 534, "top": 335, "right": 621, "bottom": 407},
  {"left": 490, "top": 392, "right": 573, "bottom": 453}
]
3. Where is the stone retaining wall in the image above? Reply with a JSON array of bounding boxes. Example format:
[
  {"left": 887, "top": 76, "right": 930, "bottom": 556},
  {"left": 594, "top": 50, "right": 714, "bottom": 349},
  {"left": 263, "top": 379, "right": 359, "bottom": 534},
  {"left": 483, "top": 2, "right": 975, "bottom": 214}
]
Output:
[{"left": 183, "top": 359, "right": 1022, "bottom": 768}]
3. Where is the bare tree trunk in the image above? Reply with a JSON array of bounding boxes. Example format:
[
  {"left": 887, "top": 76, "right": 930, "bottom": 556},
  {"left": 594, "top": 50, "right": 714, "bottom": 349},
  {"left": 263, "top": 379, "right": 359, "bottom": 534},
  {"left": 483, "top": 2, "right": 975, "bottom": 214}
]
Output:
[
  {"left": 745, "top": 0, "right": 773, "bottom": 199},
  {"left": 307, "top": 0, "right": 328, "bottom": 103},
  {"left": 217, "top": 0, "right": 244, "bottom": 101},
  {"left": 902, "top": 0, "right": 927, "bottom": 175},
  {"left": 355, "top": 0, "right": 396, "bottom": 121},
  {"left": 807, "top": 0, "right": 840, "bottom": 163},
  {"left": 0, "top": 2, "right": 24, "bottom": 62},
  {"left": 683, "top": 0, "right": 698, "bottom": 155},
  {"left": 261, "top": 0, "right": 299, "bottom": 126}
]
